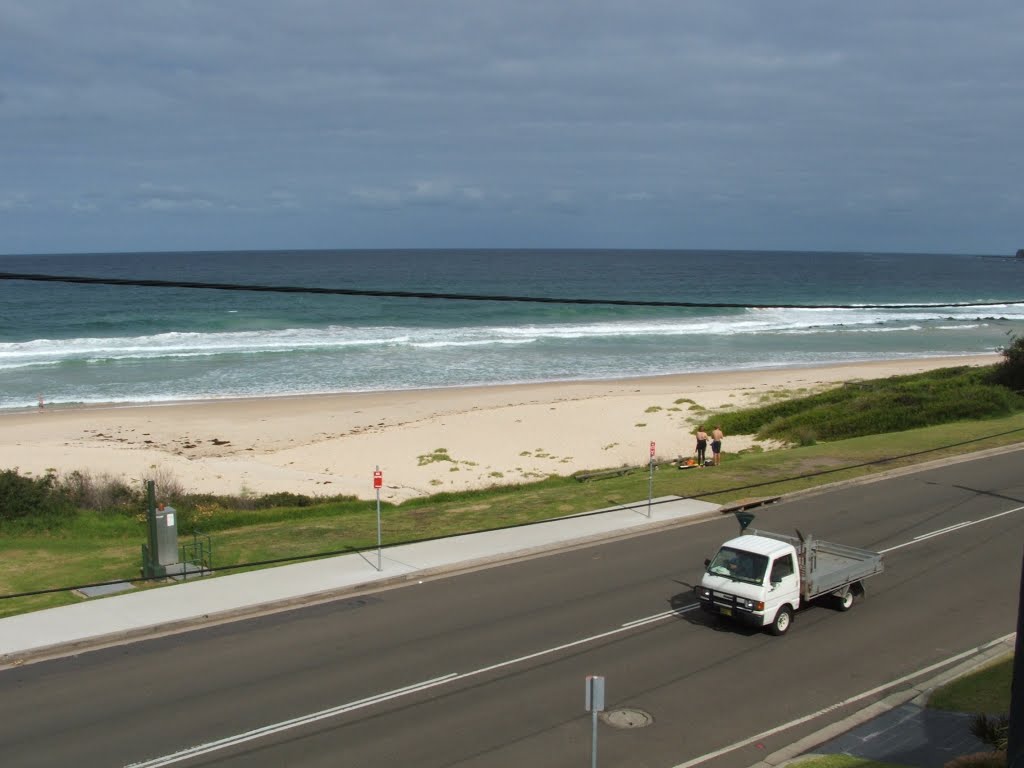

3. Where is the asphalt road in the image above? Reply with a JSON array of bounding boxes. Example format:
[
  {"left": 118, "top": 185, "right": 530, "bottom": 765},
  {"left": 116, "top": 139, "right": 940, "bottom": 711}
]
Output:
[{"left": 2, "top": 450, "right": 1021, "bottom": 768}]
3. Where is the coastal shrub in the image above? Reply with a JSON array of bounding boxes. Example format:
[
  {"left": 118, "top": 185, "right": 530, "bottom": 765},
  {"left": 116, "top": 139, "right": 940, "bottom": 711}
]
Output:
[
  {"left": 59, "top": 470, "right": 140, "bottom": 513},
  {"left": 990, "top": 333, "right": 1024, "bottom": 392},
  {"left": 141, "top": 466, "right": 189, "bottom": 504},
  {"left": 0, "top": 469, "right": 75, "bottom": 524},
  {"left": 969, "top": 714, "right": 1009, "bottom": 752},
  {"left": 794, "top": 427, "right": 817, "bottom": 446},
  {"left": 710, "top": 366, "right": 1024, "bottom": 443},
  {"left": 253, "top": 492, "right": 357, "bottom": 509}
]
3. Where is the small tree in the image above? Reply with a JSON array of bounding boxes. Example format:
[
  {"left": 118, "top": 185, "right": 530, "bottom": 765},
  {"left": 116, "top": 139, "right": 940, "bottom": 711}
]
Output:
[{"left": 991, "top": 334, "right": 1024, "bottom": 392}]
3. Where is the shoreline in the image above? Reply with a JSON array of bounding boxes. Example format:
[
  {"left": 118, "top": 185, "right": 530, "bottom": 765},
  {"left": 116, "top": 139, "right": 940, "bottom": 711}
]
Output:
[
  {"left": 0, "top": 354, "right": 1000, "bottom": 502},
  {"left": 6, "top": 351, "right": 1002, "bottom": 415}
]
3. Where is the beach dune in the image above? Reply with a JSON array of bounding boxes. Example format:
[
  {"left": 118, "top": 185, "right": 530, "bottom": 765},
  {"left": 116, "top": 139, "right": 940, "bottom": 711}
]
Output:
[{"left": 0, "top": 356, "right": 998, "bottom": 503}]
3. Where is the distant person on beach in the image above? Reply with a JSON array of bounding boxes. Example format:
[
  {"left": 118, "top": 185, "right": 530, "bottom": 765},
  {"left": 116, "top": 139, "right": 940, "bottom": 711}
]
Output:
[
  {"left": 711, "top": 426, "right": 724, "bottom": 466},
  {"left": 695, "top": 426, "right": 708, "bottom": 466}
]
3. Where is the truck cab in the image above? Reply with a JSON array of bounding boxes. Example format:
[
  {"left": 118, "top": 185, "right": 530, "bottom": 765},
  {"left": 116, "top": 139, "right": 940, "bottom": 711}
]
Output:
[{"left": 696, "top": 534, "right": 800, "bottom": 635}]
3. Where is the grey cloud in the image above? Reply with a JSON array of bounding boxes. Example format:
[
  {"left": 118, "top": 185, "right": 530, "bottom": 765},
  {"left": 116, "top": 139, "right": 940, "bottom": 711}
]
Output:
[{"left": 1, "top": 1, "right": 1022, "bottom": 253}]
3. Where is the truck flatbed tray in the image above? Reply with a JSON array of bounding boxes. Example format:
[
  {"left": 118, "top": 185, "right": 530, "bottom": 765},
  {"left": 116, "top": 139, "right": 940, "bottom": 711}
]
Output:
[{"left": 743, "top": 529, "right": 884, "bottom": 599}]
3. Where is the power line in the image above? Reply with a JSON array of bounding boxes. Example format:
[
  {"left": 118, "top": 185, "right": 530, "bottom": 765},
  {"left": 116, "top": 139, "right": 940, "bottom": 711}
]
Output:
[{"left": 2, "top": 271, "right": 1022, "bottom": 309}]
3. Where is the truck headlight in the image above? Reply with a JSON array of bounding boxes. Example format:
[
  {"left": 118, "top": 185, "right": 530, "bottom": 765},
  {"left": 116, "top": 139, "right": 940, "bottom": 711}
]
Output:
[
  {"left": 740, "top": 599, "right": 764, "bottom": 611},
  {"left": 696, "top": 586, "right": 712, "bottom": 599}
]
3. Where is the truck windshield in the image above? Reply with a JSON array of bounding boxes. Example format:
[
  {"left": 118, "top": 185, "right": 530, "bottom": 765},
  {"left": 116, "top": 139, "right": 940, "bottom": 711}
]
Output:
[{"left": 706, "top": 547, "right": 768, "bottom": 585}]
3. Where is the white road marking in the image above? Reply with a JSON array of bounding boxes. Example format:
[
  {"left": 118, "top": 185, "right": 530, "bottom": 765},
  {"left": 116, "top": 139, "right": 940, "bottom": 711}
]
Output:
[
  {"left": 124, "top": 674, "right": 459, "bottom": 767},
  {"left": 622, "top": 607, "right": 696, "bottom": 628},
  {"left": 125, "top": 606, "right": 693, "bottom": 766},
  {"left": 127, "top": 502, "right": 1022, "bottom": 766},
  {"left": 880, "top": 504, "right": 1024, "bottom": 553},
  {"left": 670, "top": 633, "right": 1015, "bottom": 768},
  {"left": 672, "top": 501, "right": 1023, "bottom": 768}
]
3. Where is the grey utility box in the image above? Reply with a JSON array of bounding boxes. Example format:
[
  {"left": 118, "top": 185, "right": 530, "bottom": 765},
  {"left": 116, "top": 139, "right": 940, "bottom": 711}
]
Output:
[
  {"left": 142, "top": 480, "right": 181, "bottom": 578},
  {"left": 153, "top": 504, "right": 179, "bottom": 566}
]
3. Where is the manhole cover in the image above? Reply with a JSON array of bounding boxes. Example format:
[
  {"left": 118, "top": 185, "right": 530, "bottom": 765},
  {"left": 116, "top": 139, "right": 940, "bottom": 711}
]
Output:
[{"left": 601, "top": 708, "right": 654, "bottom": 729}]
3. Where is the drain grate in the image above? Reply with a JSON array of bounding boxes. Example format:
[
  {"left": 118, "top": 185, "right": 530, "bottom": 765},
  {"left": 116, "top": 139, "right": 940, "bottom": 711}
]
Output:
[{"left": 601, "top": 708, "right": 654, "bottom": 729}]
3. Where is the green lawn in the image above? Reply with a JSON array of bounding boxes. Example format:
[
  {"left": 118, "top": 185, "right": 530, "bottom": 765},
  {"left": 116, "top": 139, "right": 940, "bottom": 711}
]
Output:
[
  {"left": 928, "top": 656, "right": 1014, "bottom": 714},
  {"left": 788, "top": 755, "right": 913, "bottom": 768}
]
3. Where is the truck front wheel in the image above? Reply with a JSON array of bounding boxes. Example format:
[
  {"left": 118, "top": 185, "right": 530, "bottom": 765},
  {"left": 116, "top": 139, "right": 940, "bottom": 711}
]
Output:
[{"left": 768, "top": 605, "right": 793, "bottom": 636}]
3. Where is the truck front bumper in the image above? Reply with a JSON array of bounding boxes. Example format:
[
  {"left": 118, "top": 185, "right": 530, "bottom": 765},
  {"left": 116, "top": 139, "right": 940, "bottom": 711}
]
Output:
[{"left": 695, "top": 586, "right": 764, "bottom": 627}]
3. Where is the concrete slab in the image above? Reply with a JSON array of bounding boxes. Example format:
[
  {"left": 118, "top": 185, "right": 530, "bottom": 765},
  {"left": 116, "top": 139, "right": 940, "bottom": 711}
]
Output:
[{"left": 73, "top": 582, "right": 135, "bottom": 598}]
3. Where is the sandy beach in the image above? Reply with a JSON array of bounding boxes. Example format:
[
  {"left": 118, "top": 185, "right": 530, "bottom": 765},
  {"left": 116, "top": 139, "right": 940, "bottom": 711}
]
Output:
[{"left": 0, "top": 355, "right": 999, "bottom": 503}]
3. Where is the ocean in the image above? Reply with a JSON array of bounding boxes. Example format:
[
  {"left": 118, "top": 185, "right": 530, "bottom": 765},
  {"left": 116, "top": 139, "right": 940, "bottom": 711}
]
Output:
[{"left": 1, "top": 249, "right": 1022, "bottom": 411}]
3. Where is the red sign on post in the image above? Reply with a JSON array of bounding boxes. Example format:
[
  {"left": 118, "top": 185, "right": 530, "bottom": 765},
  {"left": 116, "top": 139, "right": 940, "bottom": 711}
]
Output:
[
  {"left": 650, "top": 441, "right": 656, "bottom": 457},
  {"left": 373, "top": 470, "right": 383, "bottom": 489}
]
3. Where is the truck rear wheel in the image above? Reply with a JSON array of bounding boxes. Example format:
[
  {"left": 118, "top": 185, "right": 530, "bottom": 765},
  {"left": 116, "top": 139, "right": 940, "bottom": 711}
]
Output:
[
  {"left": 836, "top": 589, "right": 854, "bottom": 611},
  {"left": 768, "top": 605, "right": 792, "bottom": 636}
]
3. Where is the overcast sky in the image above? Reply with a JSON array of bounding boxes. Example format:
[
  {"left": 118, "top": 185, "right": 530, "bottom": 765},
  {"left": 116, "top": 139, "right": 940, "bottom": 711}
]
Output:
[{"left": 2, "top": 1, "right": 1021, "bottom": 255}]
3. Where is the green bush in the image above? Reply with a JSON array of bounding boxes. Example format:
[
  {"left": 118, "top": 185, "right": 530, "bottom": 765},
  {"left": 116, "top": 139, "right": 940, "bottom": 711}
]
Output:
[
  {"left": 991, "top": 333, "right": 1024, "bottom": 392},
  {"left": 794, "top": 427, "right": 818, "bottom": 446},
  {"left": 0, "top": 469, "right": 76, "bottom": 523}
]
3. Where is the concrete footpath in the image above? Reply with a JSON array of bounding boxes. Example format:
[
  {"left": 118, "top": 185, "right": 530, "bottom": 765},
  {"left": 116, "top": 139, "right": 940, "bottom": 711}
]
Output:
[{"left": 0, "top": 495, "right": 720, "bottom": 664}]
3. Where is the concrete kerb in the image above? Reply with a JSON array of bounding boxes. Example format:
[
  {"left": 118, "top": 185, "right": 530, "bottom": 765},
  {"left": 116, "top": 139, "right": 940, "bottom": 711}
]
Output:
[
  {"left": 1, "top": 499, "right": 723, "bottom": 667},
  {"left": 749, "top": 634, "right": 1016, "bottom": 768}
]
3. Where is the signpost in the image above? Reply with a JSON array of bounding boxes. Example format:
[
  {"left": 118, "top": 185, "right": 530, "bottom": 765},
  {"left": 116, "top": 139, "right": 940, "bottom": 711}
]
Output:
[
  {"left": 374, "top": 467, "right": 383, "bottom": 571},
  {"left": 585, "top": 675, "right": 606, "bottom": 768},
  {"left": 647, "top": 441, "right": 655, "bottom": 518}
]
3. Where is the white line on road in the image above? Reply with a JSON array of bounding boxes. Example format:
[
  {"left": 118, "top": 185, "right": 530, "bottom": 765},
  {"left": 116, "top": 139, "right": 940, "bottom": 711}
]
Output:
[
  {"left": 123, "top": 674, "right": 459, "bottom": 768},
  {"left": 670, "top": 633, "right": 1015, "bottom": 768},
  {"left": 124, "top": 606, "right": 695, "bottom": 766},
  {"left": 671, "top": 501, "right": 1024, "bottom": 768},
  {"left": 622, "top": 607, "right": 696, "bottom": 628},
  {"left": 126, "top": 502, "right": 1022, "bottom": 766},
  {"left": 880, "top": 504, "right": 1024, "bottom": 553}
]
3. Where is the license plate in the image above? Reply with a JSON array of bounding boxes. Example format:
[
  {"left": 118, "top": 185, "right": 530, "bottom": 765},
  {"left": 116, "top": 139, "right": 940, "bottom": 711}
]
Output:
[{"left": 720, "top": 607, "right": 732, "bottom": 617}]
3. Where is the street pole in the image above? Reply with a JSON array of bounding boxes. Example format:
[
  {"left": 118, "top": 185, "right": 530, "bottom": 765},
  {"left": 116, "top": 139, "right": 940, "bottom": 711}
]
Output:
[
  {"left": 375, "top": 465, "right": 382, "bottom": 572},
  {"left": 647, "top": 441, "right": 655, "bottom": 518},
  {"left": 585, "top": 675, "right": 605, "bottom": 768},
  {"left": 648, "top": 457, "right": 653, "bottom": 518}
]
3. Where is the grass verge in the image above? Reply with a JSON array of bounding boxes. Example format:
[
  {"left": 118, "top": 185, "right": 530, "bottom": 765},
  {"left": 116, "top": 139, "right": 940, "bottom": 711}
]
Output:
[
  {"left": 928, "top": 656, "right": 1014, "bottom": 714},
  {"left": 787, "top": 755, "right": 912, "bottom": 768}
]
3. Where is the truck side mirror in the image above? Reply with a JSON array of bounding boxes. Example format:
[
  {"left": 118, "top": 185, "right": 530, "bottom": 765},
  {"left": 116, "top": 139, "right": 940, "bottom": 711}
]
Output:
[{"left": 704, "top": 558, "right": 711, "bottom": 567}]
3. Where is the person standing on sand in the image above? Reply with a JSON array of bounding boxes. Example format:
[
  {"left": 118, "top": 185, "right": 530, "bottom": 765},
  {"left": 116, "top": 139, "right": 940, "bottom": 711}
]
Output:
[
  {"left": 695, "top": 426, "right": 708, "bottom": 466},
  {"left": 711, "top": 426, "right": 724, "bottom": 466}
]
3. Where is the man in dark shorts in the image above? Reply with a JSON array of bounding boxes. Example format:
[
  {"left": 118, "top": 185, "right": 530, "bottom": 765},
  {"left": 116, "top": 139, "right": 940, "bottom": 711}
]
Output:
[{"left": 711, "top": 426, "right": 724, "bottom": 466}]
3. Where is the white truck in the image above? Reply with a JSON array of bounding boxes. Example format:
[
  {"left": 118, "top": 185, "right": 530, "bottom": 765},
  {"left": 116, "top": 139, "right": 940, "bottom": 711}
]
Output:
[{"left": 695, "top": 529, "right": 884, "bottom": 635}]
